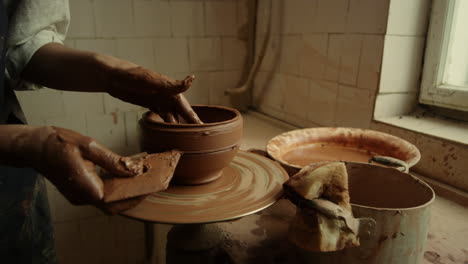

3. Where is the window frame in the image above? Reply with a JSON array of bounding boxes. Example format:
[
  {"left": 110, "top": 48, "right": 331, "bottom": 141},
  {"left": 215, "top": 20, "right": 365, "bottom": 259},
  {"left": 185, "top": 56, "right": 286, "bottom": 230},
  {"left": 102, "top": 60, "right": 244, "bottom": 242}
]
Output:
[{"left": 420, "top": 0, "right": 468, "bottom": 112}]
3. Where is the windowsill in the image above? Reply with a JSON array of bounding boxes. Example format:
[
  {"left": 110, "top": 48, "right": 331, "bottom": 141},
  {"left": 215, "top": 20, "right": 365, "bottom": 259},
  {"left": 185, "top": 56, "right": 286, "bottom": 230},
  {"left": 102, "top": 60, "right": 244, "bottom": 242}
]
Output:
[{"left": 374, "top": 108, "right": 468, "bottom": 146}]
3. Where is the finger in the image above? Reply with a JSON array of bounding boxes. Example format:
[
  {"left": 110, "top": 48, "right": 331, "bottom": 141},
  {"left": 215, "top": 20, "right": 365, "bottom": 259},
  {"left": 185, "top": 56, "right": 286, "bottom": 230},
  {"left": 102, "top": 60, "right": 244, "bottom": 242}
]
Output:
[
  {"left": 174, "top": 94, "right": 203, "bottom": 124},
  {"left": 52, "top": 126, "right": 142, "bottom": 178},
  {"left": 165, "top": 112, "right": 178, "bottom": 123},
  {"left": 54, "top": 144, "right": 104, "bottom": 205},
  {"left": 69, "top": 154, "right": 105, "bottom": 204},
  {"left": 83, "top": 139, "right": 144, "bottom": 177},
  {"left": 151, "top": 105, "right": 179, "bottom": 123},
  {"left": 160, "top": 75, "right": 195, "bottom": 95},
  {"left": 157, "top": 111, "right": 177, "bottom": 123},
  {"left": 128, "top": 68, "right": 194, "bottom": 95}
]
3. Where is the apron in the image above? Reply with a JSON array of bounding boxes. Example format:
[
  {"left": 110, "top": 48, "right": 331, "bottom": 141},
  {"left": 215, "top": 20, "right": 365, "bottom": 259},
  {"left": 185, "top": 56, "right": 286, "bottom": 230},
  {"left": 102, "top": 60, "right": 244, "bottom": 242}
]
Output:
[{"left": 0, "top": 2, "right": 57, "bottom": 263}]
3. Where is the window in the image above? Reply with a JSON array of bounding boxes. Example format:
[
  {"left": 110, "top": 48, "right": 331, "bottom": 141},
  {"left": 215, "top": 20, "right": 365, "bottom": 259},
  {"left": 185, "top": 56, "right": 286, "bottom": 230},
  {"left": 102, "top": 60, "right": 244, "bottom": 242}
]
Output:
[{"left": 420, "top": 0, "right": 468, "bottom": 112}]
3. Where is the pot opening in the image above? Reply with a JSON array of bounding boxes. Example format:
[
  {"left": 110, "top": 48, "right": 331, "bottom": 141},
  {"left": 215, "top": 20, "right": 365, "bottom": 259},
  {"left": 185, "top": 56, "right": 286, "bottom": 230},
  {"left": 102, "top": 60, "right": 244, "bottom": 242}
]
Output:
[
  {"left": 194, "top": 106, "right": 238, "bottom": 123},
  {"left": 144, "top": 105, "right": 240, "bottom": 126},
  {"left": 347, "top": 164, "right": 434, "bottom": 209}
]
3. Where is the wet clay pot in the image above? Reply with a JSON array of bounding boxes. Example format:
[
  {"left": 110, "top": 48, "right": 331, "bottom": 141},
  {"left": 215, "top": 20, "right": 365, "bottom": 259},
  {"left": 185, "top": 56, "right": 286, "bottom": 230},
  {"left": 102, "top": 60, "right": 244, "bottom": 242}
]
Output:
[
  {"left": 139, "top": 105, "right": 243, "bottom": 185},
  {"left": 267, "top": 127, "right": 421, "bottom": 176}
]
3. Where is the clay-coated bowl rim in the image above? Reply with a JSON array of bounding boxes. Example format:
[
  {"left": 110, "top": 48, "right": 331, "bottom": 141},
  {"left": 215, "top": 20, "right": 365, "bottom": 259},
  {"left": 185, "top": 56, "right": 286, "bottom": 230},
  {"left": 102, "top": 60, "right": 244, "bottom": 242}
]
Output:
[
  {"left": 266, "top": 127, "right": 421, "bottom": 170},
  {"left": 141, "top": 105, "right": 242, "bottom": 128}
]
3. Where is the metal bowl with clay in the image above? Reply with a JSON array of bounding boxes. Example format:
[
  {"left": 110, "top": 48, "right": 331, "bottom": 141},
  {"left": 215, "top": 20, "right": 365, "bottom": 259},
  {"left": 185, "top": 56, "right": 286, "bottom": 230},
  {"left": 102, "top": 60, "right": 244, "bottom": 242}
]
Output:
[
  {"left": 139, "top": 105, "right": 243, "bottom": 185},
  {"left": 266, "top": 127, "right": 421, "bottom": 176}
]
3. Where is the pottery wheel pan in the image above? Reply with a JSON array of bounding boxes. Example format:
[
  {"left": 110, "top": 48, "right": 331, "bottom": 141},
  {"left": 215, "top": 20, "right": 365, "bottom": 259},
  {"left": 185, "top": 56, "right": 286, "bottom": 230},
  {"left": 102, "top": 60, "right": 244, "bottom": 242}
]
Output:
[{"left": 122, "top": 151, "right": 289, "bottom": 224}]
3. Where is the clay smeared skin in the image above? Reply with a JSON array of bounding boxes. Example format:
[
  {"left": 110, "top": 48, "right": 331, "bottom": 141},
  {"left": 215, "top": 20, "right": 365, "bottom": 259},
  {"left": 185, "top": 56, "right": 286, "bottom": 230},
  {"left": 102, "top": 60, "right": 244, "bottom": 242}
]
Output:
[
  {"left": 42, "top": 127, "right": 147, "bottom": 205},
  {"left": 0, "top": 125, "right": 144, "bottom": 206},
  {"left": 107, "top": 66, "right": 202, "bottom": 124},
  {"left": 174, "top": 94, "right": 203, "bottom": 124},
  {"left": 108, "top": 66, "right": 194, "bottom": 107},
  {"left": 150, "top": 94, "right": 203, "bottom": 124}
]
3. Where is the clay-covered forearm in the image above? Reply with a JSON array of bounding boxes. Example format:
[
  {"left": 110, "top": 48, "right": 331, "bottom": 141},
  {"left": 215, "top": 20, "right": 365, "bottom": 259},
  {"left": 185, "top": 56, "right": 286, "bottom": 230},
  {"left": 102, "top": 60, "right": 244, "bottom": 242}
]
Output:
[
  {"left": 21, "top": 43, "right": 111, "bottom": 92},
  {"left": 22, "top": 43, "right": 194, "bottom": 95},
  {"left": 0, "top": 125, "right": 52, "bottom": 168}
]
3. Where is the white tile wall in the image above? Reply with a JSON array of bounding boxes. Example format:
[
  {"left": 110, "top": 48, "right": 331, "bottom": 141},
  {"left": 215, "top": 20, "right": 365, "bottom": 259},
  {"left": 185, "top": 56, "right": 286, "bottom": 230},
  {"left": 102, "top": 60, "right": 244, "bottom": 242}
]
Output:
[
  {"left": 189, "top": 37, "right": 222, "bottom": 71},
  {"left": 154, "top": 38, "right": 190, "bottom": 74},
  {"left": 347, "top": 0, "right": 389, "bottom": 33},
  {"left": 205, "top": 1, "right": 238, "bottom": 36},
  {"left": 283, "top": 75, "right": 309, "bottom": 120},
  {"left": 300, "top": 34, "right": 328, "bottom": 79},
  {"left": 68, "top": 0, "right": 95, "bottom": 38},
  {"left": 117, "top": 38, "right": 155, "bottom": 69},
  {"left": 15, "top": 1, "right": 250, "bottom": 263},
  {"left": 252, "top": 0, "right": 390, "bottom": 130},
  {"left": 325, "top": 34, "right": 342, "bottom": 81},
  {"left": 16, "top": 89, "right": 65, "bottom": 124},
  {"left": 308, "top": 80, "right": 338, "bottom": 126},
  {"left": 283, "top": 0, "right": 317, "bottom": 34},
  {"left": 357, "top": 35, "right": 384, "bottom": 90},
  {"left": 134, "top": 1, "right": 171, "bottom": 37},
  {"left": 387, "top": 0, "right": 430, "bottom": 36},
  {"left": 374, "top": 92, "right": 418, "bottom": 118},
  {"left": 170, "top": 1, "right": 205, "bottom": 36},
  {"left": 338, "top": 34, "right": 362, "bottom": 85},
  {"left": 279, "top": 35, "right": 302, "bottom": 74},
  {"left": 312, "top": 0, "right": 348, "bottom": 33},
  {"left": 254, "top": 71, "right": 287, "bottom": 112},
  {"left": 210, "top": 71, "right": 243, "bottom": 106},
  {"left": 222, "top": 37, "right": 247, "bottom": 70},
  {"left": 379, "top": 35, "right": 425, "bottom": 94},
  {"left": 94, "top": 0, "right": 134, "bottom": 37},
  {"left": 335, "top": 85, "right": 374, "bottom": 128}
]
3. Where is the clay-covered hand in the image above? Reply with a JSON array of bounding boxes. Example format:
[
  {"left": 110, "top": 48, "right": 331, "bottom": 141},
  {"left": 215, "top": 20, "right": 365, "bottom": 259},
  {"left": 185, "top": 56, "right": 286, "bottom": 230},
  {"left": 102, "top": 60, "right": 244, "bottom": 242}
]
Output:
[
  {"left": 22, "top": 44, "right": 202, "bottom": 124},
  {"left": 0, "top": 125, "right": 142, "bottom": 205},
  {"left": 100, "top": 56, "right": 202, "bottom": 124}
]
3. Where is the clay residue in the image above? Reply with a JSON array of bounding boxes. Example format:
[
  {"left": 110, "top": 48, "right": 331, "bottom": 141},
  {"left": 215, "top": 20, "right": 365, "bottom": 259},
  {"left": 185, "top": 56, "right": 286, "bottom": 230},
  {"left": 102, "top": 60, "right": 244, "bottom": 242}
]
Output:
[
  {"left": 121, "top": 151, "right": 288, "bottom": 224},
  {"left": 119, "top": 156, "right": 145, "bottom": 176},
  {"left": 102, "top": 150, "right": 182, "bottom": 203},
  {"left": 282, "top": 144, "right": 375, "bottom": 167},
  {"left": 267, "top": 127, "right": 421, "bottom": 169}
]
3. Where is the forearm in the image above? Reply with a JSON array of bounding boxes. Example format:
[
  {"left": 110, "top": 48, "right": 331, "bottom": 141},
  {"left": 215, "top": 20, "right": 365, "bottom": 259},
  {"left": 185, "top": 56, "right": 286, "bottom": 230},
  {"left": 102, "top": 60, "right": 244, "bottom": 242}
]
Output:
[
  {"left": 0, "top": 125, "right": 52, "bottom": 168},
  {"left": 21, "top": 43, "right": 130, "bottom": 93}
]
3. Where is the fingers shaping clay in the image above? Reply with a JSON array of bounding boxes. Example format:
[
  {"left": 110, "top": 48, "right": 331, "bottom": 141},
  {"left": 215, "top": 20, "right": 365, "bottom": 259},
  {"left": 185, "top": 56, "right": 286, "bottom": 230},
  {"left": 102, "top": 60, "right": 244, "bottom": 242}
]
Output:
[
  {"left": 283, "top": 161, "right": 360, "bottom": 252},
  {"left": 102, "top": 150, "right": 182, "bottom": 203}
]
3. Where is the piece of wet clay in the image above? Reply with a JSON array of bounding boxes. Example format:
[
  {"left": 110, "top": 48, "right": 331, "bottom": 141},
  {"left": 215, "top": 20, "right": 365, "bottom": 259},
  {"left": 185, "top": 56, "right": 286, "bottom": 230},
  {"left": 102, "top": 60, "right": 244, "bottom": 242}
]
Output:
[{"left": 102, "top": 150, "right": 182, "bottom": 203}]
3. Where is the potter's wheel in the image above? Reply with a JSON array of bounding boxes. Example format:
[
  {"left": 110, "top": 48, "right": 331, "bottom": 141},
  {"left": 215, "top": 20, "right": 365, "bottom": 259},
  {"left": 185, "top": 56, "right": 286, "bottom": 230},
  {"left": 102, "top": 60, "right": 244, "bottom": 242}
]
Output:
[{"left": 122, "top": 151, "right": 289, "bottom": 224}]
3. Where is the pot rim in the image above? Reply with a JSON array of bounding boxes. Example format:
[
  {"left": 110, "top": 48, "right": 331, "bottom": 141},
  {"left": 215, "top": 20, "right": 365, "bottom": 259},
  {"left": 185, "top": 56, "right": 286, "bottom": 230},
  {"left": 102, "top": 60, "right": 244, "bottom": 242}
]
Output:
[
  {"left": 293, "top": 161, "right": 436, "bottom": 211},
  {"left": 347, "top": 162, "right": 435, "bottom": 211},
  {"left": 266, "top": 127, "right": 421, "bottom": 170},
  {"left": 141, "top": 105, "right": 242, "bottom": 128}
]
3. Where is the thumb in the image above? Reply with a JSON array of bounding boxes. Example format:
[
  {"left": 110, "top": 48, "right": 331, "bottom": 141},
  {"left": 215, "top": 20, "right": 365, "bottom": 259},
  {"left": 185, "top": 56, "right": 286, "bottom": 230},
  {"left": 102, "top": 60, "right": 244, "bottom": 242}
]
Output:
[{"left": 82, "top": 140, "right": 143, "bottom": 178}]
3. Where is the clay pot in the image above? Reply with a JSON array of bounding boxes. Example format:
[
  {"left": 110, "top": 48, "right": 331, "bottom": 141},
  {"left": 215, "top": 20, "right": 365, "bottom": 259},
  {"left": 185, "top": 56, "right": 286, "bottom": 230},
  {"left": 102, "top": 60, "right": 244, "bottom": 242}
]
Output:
[
  {"left": 267, "top": 127, "right": 421, "bottom": 176},
  {"left": 139, "top": 105, "right": 243, "bottom": 185}
]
